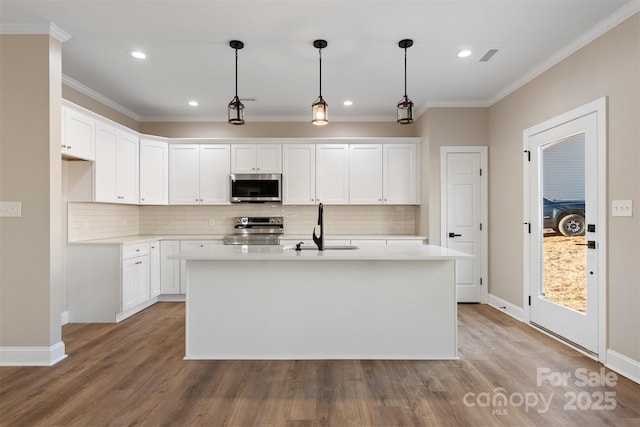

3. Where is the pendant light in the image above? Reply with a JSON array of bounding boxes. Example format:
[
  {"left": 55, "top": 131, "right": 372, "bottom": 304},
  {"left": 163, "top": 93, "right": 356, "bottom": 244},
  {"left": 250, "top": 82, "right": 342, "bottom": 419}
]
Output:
[
  {"left": 311, "top": 39, "right": 328, "bottom": 125},
  {"left": 228, "top": 40, "right": 245, "bottom": 125},
  {"left": 397, "top": 39, "right": 414, "bottom": 124}
]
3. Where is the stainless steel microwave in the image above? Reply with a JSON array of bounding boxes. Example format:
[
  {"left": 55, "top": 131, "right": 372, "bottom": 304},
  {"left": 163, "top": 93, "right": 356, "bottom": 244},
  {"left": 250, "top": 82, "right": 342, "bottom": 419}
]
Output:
[{"left": 229, "top": 173, "right": 282, "bottom": 203}]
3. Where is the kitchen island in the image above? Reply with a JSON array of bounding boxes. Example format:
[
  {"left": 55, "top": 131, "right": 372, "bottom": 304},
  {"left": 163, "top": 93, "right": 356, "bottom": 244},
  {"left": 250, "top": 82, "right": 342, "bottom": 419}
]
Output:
[{"left": 173, "top": 244, "right": 471, "bottom": 360}]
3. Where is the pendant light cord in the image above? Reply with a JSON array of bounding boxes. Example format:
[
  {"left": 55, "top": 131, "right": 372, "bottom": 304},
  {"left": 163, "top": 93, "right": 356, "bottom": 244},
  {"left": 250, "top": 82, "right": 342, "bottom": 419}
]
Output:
[
  {"left": 318, "top": 47, "right": 323, "bottom": 97},
  {"left": 403, "top": 47, "right": 407, "bottom": 98},
  {"left": 235, "top": 48, "right": 239, "bottom": 98}
]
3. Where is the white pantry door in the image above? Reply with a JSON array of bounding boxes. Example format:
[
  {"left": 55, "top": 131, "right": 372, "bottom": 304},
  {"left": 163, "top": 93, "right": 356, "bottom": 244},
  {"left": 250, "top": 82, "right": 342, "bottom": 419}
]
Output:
[{"left": 441, "top": 147, "right": 487, "bottom": 303}]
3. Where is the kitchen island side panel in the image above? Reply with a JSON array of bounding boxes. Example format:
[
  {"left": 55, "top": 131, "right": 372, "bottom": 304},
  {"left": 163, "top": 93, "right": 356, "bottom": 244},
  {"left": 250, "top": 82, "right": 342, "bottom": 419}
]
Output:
[{"left": 185, "top": 259, "right": 457, "bottom": 360}]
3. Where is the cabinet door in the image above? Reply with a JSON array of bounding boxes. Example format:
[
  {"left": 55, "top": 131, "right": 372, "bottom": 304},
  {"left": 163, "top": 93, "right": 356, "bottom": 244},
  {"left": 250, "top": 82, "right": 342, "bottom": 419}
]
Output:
[
  {"left": 94, "top": 123, "right": 119, "bottom": 203},
  {"left": 316, "top": 144, "right": 349, "bottom": 204},
  {"left": 282, "top": 144, "right": 316, "bottom": 205},
  {"left": 349, "top": 144, "right": 383, "bottom": 204},
  {"left": 149, "top": 242, "right": 161, "bottom": 298},
  {"left": 160, "top": 240, "right": 181, "bottom": 294},
  {"left": 256, "top": 144, "right": 282, "bottom": 173},
  {"left": 63, "top": 107, "right": 95, "bottom": 160},
  {"left": 135, "top": 256, "right": 150, "bottom": 304},
  {"left": 140, "top": 139, "right": 168, "bottom": 205},
  {"left": 383, "top": 144, "right": 418, "bottom": 204},
  {"left": 231, "top": 144, "right": 257, "bottom": 173},
  {"left": 122, "top": 257, "right": 138, "bottom": 311},
  {"left": 169, "top": 144, "right": 201, "bottom": 205},
  {"left": 200, "top": 145, "right": 231, "bottom": 205},
  {"left": 117, "top": 131, "right": 139, "bottom": 204}
]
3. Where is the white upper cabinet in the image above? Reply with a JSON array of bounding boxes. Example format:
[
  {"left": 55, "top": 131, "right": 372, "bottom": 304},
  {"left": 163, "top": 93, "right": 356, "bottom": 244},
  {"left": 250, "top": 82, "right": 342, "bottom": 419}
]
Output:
[
  {"left": 169, "top": 144, "right": 230, "bottom": 205},
  {"left": 139, "top": 139, "right": 169, "bottom": 205},
  {"left": 349, "top": 144, "right": 383, "bottom": 204},
  {"left": 199, "top": 145, "right": 231, "bottom": 204},
  {"left": 282, "top": 144, "right": 316, "bottom": 205},
  {"left": 62, "top": 106, "right": 95, "bottom": 160},
  {"left": 316, "top": 144, "right": 349, "bottom": 204},
  {"left": 95, "top": 122, "right": 139, "bottom": 204},
  {"left": 383, "top": 143, "right": 419, "bottom": 204},
  {"left": 231, "top": 144, "right": 282, "bottom": 173}
]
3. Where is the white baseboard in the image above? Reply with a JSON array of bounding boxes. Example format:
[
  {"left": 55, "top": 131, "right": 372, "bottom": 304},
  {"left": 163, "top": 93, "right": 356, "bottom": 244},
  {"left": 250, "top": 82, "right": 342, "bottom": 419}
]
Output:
[
  {"left": 61, "top": 310, "right": 69, "bottom": 326},
  {"left": 158, "top": 294, "right": 186, "bottom": 302},
  {"left": 606, "top": 349, "right": 640, "bottom": 384},
  {"left": 487, "top": 293, "right": 525, "bottom": 322},
  {"left": 0, "top": 341, "right": 67, "bottom": 366}
]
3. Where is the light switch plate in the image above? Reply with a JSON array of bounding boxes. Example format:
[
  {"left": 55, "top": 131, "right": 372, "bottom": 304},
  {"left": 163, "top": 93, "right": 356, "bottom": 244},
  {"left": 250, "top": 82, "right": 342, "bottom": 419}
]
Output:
[
  {"left": 0, "top": 201, "right": 22, "bottom": 217},
  {"left": 612, "top": 200, "right": 632, "bottom": 217}
]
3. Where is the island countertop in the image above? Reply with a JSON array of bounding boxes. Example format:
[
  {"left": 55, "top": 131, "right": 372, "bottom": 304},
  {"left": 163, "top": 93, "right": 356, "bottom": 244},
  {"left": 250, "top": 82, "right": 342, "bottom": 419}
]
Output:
[{"left": 171, "top": 243, "right": 471, "bottom": 261}]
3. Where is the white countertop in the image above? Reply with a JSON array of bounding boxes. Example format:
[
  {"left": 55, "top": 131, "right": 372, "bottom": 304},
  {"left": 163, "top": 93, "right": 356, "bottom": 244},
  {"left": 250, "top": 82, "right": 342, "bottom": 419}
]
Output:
[
  {"left": 171, "top": 244, "right": 471, "bottom": 261},
  {"left": 68, "top": 234, "right": 427, "bottom": 245}
]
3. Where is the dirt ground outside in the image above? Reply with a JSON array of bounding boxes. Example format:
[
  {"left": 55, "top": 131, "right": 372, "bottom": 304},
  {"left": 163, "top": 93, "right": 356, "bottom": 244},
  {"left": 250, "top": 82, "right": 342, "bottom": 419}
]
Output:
[{"left": 543, "top": 232, "right": 586, "bottom": 313}]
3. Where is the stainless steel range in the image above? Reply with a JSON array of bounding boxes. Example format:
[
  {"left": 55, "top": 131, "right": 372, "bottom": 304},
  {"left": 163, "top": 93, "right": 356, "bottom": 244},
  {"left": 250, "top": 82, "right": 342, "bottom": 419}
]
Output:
[{"left": 223, "top": 216, "right": 284, "bottom": 245}]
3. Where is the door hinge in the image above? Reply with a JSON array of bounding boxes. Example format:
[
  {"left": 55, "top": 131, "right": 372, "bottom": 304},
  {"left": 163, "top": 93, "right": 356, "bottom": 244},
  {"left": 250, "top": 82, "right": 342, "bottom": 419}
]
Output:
[
  {"left": 524, "top": 222, "right": 531, "bottom": 233},
  {"left": 480, "top": 277, "right": 483, "bottom": 286},
  {"left": 480, "top": 223, "right": 483, "bottom": 231},
  {"left": 528, "top": 296, "right": 531, "bottom": 306},
  {"left": 480, "top": 168, "right": 483, "bottom": 176},
  {"left": 524, "top": 150, "right": 531, "bottom": 162}
]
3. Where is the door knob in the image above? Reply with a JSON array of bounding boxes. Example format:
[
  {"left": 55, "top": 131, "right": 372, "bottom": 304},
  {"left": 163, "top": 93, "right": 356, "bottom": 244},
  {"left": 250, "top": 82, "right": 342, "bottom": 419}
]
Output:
[{"left": 448, "top": 232, "right": 462, "bottom": 238}]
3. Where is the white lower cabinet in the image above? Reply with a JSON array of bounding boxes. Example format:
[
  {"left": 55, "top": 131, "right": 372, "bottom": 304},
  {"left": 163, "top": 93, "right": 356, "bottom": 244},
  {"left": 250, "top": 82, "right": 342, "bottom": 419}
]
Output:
[
  {"left": 67, "top": 242, "right": 154, "bottom": 323},
  {"left": 122, "top": 254, "right": 150, "bottom": 312},
  {"left": 160, "top": 240, "right": 181, "bottom": 294},
  {"left": 149, "top": 241, "right": 161, "bottom": 298}
]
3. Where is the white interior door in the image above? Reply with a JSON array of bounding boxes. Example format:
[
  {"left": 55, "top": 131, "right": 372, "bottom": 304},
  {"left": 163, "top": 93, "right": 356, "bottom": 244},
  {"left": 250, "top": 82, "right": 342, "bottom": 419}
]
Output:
[
  {"left": 441, "top": 147, "right": 487, "bottom": 303},
  {"left": 525, "top": 105, "right": 604, "bottom": 356}
]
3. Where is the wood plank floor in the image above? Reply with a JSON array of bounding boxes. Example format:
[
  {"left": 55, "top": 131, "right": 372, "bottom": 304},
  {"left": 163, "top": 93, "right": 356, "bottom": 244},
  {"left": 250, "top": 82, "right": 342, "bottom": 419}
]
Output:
[{"left": 1, "top": 303, "right": 638, "bottom": 426}]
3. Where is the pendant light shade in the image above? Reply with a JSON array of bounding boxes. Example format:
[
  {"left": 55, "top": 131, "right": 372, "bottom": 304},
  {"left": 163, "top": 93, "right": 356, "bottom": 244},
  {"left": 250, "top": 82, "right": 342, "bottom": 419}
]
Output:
[
  {"left": 312, "top": 39, "right": 328, "bottom": 125},
  {"left": 397, "top": 39, "right": 414, "bottom": 124},
  {"left": 228, "top": 40, "right": 245, "bottom": 125}
]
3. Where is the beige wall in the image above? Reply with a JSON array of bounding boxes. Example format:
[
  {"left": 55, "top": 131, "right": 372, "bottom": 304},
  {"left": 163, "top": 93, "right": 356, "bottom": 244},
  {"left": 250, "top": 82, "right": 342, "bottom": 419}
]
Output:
[
  {"left": 414, "top": 108, "right": 489, "bottom": 243},
  {"left": 62, "top": 85, "right": 140, "bottom": 131},
  {"left": 0, "top": 35, "right": 63, "bottom": 348},
  {"left": 140, "top": 120, "right": 418, "bottom": 139},
  {"left": 488, "top": 13, "right": 640, "bottom": 360}
]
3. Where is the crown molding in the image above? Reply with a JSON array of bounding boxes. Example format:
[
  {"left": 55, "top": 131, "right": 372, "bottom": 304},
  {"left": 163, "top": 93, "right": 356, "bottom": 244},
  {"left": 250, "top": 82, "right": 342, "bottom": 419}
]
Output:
[
  {"left": 62, "top": 74, "right": 142, "bottom": 122},
  {"left": 0, "top": 22, "right": 71, "bottom": 43},
  {"left": 486, "top": 0, "right": 640, "bottom": 106}
]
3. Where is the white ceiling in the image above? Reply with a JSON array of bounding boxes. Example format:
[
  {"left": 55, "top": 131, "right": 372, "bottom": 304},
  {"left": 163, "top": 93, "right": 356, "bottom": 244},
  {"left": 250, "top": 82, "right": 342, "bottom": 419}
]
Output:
[{"left": 0, "top": 0, "right": 637, "bottom": 123}]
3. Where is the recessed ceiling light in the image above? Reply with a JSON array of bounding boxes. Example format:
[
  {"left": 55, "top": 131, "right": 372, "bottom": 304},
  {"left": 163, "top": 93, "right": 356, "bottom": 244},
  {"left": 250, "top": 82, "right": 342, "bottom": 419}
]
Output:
[
  {"left": 129, "top": 50, "right": 147, "bottom": 59},
  {"left": 457, "top": 49, "right": 472, "bottom": 58},
  {"left": 343, "top": 100, "right": 353, "bottom": 106},
  {"left": 188, "top": 100, "right": 199, "bottom": 107}
]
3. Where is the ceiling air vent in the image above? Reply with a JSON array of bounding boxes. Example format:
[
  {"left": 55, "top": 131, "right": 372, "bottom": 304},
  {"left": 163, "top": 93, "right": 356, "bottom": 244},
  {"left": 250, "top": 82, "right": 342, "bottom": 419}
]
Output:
[{"left": 479, "top": 49, "right": 499, "bottom": 62}]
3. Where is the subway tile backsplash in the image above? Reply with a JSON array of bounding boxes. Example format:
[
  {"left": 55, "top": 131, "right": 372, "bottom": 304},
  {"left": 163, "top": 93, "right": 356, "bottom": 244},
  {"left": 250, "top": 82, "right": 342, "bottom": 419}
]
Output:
[{"left": 67, "top": 203, "right": 417, "bottom": 241}]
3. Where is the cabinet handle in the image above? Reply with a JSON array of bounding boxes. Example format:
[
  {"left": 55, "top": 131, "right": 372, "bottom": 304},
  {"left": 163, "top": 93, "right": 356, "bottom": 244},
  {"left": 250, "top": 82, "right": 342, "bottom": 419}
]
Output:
[
  {"left": 67, "top": 146, "right": 72, "bottom": 149},
  {"left": 61, "top": 144, "right": 66, "bottom": 148}
]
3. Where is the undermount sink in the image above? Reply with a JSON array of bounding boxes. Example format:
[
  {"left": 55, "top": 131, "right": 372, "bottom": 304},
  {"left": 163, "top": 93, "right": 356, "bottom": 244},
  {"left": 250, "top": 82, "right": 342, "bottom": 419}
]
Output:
[{"left": 282, "top": 245, "right": 359, "bottom": 251}]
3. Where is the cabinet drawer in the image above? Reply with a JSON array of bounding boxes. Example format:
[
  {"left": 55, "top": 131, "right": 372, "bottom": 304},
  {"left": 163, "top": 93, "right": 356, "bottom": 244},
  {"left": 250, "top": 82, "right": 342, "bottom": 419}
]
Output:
[{"left": 123, "top": 242, "right": 150, "bottom": 258}]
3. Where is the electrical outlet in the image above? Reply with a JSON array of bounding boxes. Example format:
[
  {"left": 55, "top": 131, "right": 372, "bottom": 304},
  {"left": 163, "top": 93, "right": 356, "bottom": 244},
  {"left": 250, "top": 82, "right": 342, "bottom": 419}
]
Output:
[
  {"left": 0, "top": 201, "right": 21, "bottom": 217},
  {"left": 611, "top": 200, "right": 632, "bottom": 217}
]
